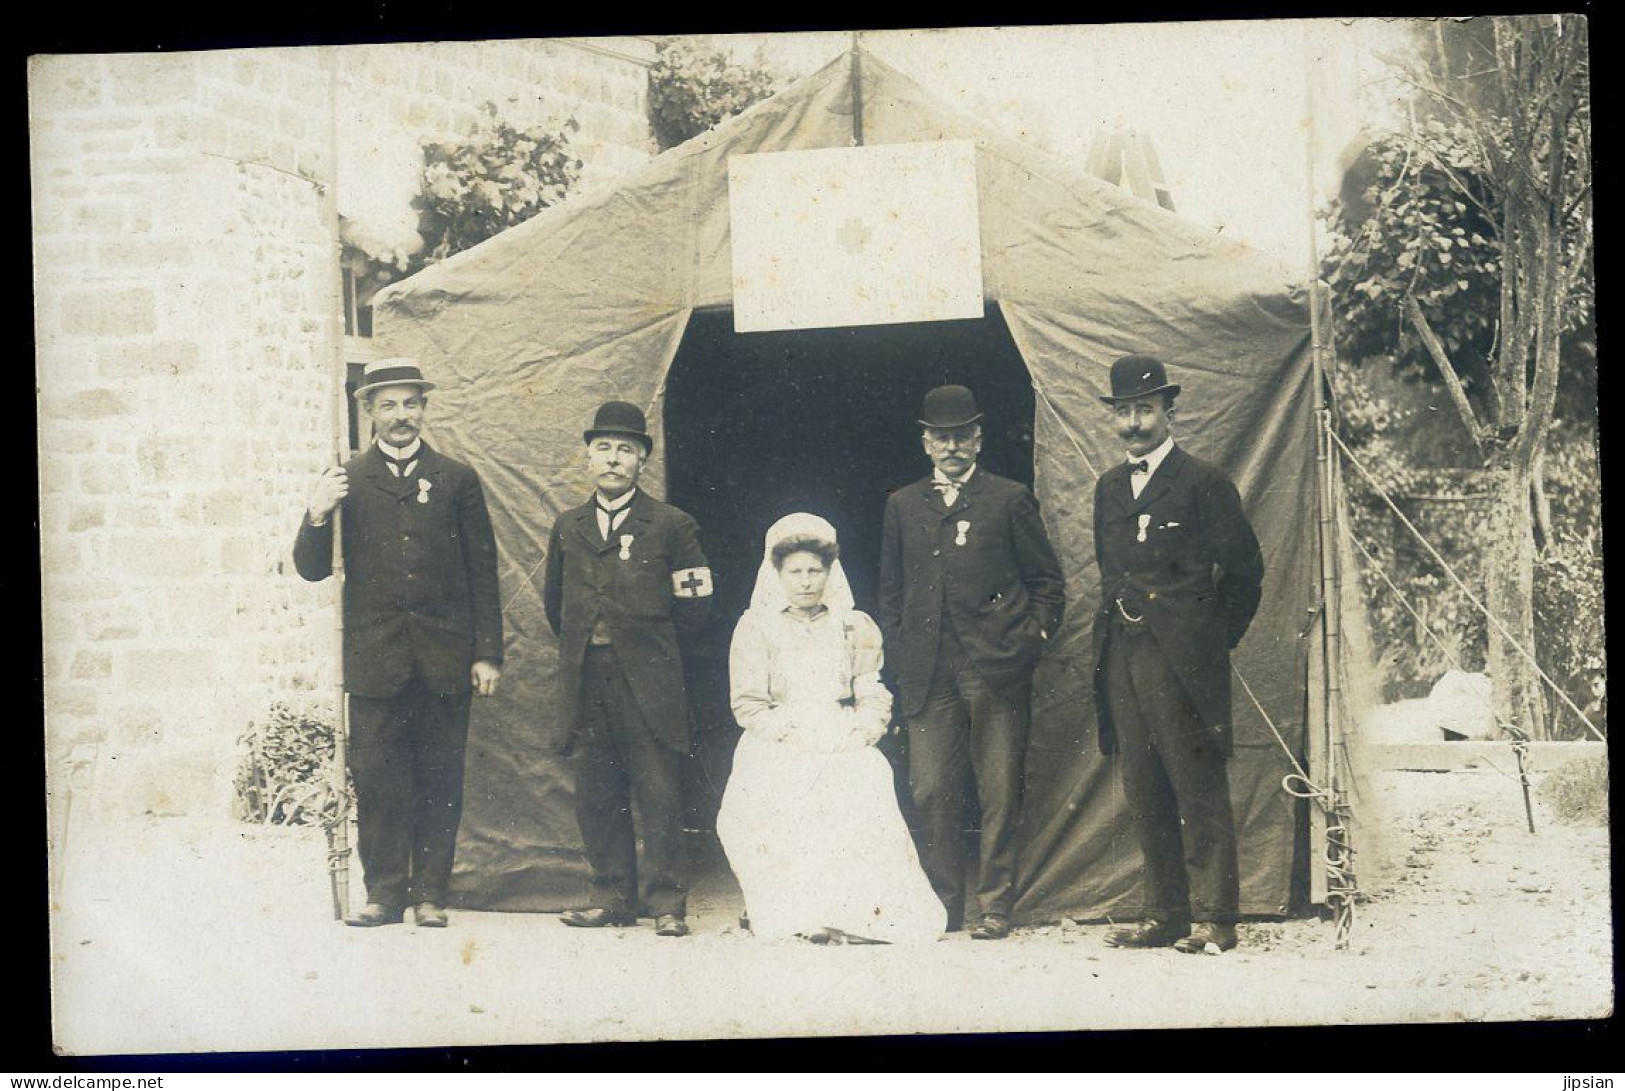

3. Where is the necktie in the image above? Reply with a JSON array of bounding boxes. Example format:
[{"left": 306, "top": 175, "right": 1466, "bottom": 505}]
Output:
[
  {"left": 1129, "top": 459, "right": 1150, "bottom": 474},
  {"left": 933, "top": 479, "right": 962, "bottom": 506},
  {"left": 597, "top": 502, "right": 628, "bottom": 541},
  {"left": 384, "top": 454, "right": 417, "bottom": 478}
]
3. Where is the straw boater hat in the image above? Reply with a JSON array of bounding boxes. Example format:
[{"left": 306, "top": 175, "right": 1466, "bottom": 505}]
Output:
[
  {"left": 354, "top": 357, "right": 436, "bottom": 400},
  {"left": 918, "top": 385, "right": 984, "bottom": 429},
  {"left": 1099, "top": 354, "right": 1182, "bottom": 404}
]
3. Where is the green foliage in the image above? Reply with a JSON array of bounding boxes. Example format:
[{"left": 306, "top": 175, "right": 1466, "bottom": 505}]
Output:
[
  {"left": 234, "top": 702, "right": 346, "bottom": 826},
  {"left": 1323, "top": 116, "right": 1592, "bottom": 404},
  {"left": 1324, "top": 124, "right": 1502, "bottom": 392},
  {"left": 1336, "top": 364, "right": 1604, "bottom": 735},
  {"left": 416, "top": 103, "right": 584, "bottom": 265},
  {"left": 1536, "top": 754, "right": 1608, "bottom": 826},
  {"left": 647, "top": 37, "right": 780, "bottom": 151},
  {"left": 1336, "top": 367, "right": 1488, "bottom": 690},
  {"left": 343, "top": 103, "right": 584, "bottom": 307},
  {"left": 1323, "top": 19, "right": 1597, "bottom": 736},
  {"left": 1533, "top": 429, "right": 1606, "bottom": 738}
]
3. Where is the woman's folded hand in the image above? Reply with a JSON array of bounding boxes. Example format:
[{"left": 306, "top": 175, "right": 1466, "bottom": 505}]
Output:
[{"left": 850, "top": 718, "right": 889, "bottom": 748}]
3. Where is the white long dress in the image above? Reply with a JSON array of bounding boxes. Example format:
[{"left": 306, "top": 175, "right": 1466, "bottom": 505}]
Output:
[{"left": 718, "top": 606, "right": 946, "bottom": 943}]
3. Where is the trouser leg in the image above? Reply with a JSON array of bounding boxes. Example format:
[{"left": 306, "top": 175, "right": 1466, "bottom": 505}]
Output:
[
  {"left": 573, "top": 650, "right": 638, "bottom": 914},
  {"left": 1149, "top": 701, "right": 1240, "bottom": 924},
  {"left": 906, "top": 678, "right": 972, "bottom": 928},
  {"left": 1106, "top": 631, "right": 1192, "bottom": 925},
  {"left": 348, "top": 690, "right": 413, "bottom": 908},
  {"left": 621, "top": 719, "right": 687, "bottom": 918},
  {"left": 963, "top": 667, "right": 1032, "bottom": 918},
  {"left": 407, "top": 687, "right": 471, "bottom": 906}
]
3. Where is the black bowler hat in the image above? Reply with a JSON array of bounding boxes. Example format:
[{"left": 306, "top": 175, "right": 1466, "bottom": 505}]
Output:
[
  {"left": 354, "top": 357, "right": 436, "bottom": 399},
  {"left": 918, "top": 385, "right": 984, "bottom": 429},
  {"left": 584, "top": 401, "right": 653, "bottom": 453},
  {"left": 1099, "top": 354, "right": 1182, "bottom": 404}
]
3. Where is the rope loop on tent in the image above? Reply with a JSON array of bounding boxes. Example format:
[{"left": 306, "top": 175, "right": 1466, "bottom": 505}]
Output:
[
  {"left": 1280, "top": 769, "right": 1360, "bottom": 948},
  {"left": 1234, "top": 664, "right": 1361, "bottom": 948},
  {"left": 322, "top": 777, "right": 355, "bottom": 873},
  {"left": 1329, "top": 428, "right": 1604, "bottom": 742}
]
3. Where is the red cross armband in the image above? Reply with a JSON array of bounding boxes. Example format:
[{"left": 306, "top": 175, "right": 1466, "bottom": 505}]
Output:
[{"left": 671, "top": 567, "right": 714, "bottom": 598}]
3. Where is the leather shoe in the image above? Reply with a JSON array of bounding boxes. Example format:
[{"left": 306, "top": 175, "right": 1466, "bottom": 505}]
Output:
[
  {"left": 654, "top": 913, "right": 689, "bottom": 937},
  {"left": 969, "top": 913, "right": 1012, "bottom": 940},
  {"left": 344, "top": 902, "right": 404, "bottom": 928},
  {"left": 413, "top": 902, "right": 448, "bottom": 928},
  {"left": 1103, "top": 919, "right": 1189, "bottom": 948},
  {"left": 1173, "top": 922, "right": 1238, "bottom": 954},
  {"left": 560, "top": 907, "right": 636, "bottom": 928}
]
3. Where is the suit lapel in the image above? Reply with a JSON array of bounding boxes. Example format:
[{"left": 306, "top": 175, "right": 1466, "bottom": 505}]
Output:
[
  {"left": 911, "top": 477, "right": 944, "bottom": 520},
  {"left": 621, "top": 490, "right": 655, "bottom": 543},
  {"left": 942, "top": 468, "right": 984, "bottom": 520},
  {"left": 412, "top": 443, "right": 445, "bottom": 507},
  {"left": 362, "top": 446, "right": 412, "bottom": 501},
  {"left": 574, "top": 489, "right": 644, "bottom": 555},
  {"left": 572, "top": 502, "right": 612, "bottom": 555},
  {"left": 1099, "top": 464, "right": 1134, "bottom": 518},
  {"left": 1128, "top": 444, "right": 1187, "bottom": 516}
]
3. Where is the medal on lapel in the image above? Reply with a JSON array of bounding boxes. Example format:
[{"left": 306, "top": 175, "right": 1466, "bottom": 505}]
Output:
[
  {"left": 417, "top": 478, "right": 433, "bottom": 505},
  {"left": 618, "top": 533, "right": 634, "bottom": 561},
  {"left": 955, "top": 520, "right": 971, "bottom": 547},
  {"left": 1136, "top": 513, "right": 1151, "bottom": 543}
]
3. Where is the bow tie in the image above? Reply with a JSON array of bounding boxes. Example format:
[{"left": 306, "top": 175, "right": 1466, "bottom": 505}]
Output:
[
  {"left": 383, "top": 453, "right": 418, "bottom": 477},
  {"left": 1128, "top": 459, "right": 1150, "bottom": 474}
]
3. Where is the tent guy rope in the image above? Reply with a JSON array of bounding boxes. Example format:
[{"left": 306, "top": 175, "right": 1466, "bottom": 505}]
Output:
[
  {"left": 1233, "top": 664, "right": 1361, "bottom": 948},
  {"left": 1329, "top": 428, "right": 1604, "bottom": 742}
]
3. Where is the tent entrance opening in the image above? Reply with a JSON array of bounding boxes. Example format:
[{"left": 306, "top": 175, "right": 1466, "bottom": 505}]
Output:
[{"left": 663, "top": 304, "right": 1035, "bottom": 823}]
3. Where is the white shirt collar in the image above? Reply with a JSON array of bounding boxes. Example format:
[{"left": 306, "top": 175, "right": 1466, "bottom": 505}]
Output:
[
  {"left": 932, "top": 462, "right": 977, "bottom": 487},
  {"left": 595, "top": 486, "right": 637, "bottom": 512},
  {"left": 781, "top": 604, "right": 830, "bottom": 623},
  {"left": 377, "top": 436, "right": 422, "bottom": 461},
  {"left": 1128, "top": 436, "right": 1175, "bottom": 477}
]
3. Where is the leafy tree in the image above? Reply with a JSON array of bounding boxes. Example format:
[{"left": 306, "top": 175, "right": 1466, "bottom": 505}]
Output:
[
  {"left": 647, "top": 37, "right": 781, "bottom": 151},
  {"left": 1324, "top": 16, "right": 1594, "bottom": 738},
  {"left": 341, "top": 102, "right": 584, "bottom": 323},
  {"left": 416, "top": 103, "right": 583, "bottom": 264}
]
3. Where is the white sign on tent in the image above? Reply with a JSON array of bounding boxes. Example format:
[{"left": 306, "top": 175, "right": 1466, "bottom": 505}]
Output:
[{"left": 727, "top": 140, "right": 985, "bottom": 333}]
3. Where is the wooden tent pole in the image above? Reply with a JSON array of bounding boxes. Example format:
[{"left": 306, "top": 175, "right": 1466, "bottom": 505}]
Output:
[
  {"left": 1302, "top": 23, "right": 1355, "bottom": 949},
  {"left": 850, "top": 31, "right": 865, "bottom": 147},
  {"left": 322, "top": 50, "right": 353, "bottom": 922}
]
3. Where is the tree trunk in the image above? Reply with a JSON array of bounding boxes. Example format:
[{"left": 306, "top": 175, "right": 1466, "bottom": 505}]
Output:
[{"left": 1483, "top": 456, "right": 1549, "bottom": 738}]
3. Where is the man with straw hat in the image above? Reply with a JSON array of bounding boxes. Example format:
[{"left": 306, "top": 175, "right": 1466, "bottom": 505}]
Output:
[
  {"left": 295, "top": 357, "right": 505, "bottom": 929},
  {"left": 1092, "top": 354, "right": 1263, "bottom": 955}
]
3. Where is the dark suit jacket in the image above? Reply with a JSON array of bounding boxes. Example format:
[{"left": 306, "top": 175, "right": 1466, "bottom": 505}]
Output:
[
  {"left": 294, "top": 443, "right": 504, "bottom": 698},
  {"left": 1091, "top": 443, "right": 1264, "bottom": 757},
  {"left": 879, "top": 468, "right": 1065, "bottom": 717},
  {"left": 541, "top": 490, "right": 711, "bottom": 754}
]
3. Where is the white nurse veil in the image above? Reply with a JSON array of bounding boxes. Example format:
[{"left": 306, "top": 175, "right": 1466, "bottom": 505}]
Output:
[{"left": 749, "top": 512, "right": 855, "bottom": 614}]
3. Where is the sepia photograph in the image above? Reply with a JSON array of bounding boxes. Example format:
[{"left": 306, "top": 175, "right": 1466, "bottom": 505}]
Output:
[{"left": 31, "top": 15, "right": 1606, "bottom": 1058}]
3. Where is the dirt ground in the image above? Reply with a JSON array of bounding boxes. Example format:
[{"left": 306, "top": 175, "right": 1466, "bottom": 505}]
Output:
[{"left": 49, "top": 763, "right": 1611, "bottom": 1055}]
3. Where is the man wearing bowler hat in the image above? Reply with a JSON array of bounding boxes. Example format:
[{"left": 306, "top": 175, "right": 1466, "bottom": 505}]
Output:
[
  {"left": 295, "top": 358, "right": 504, "bottom": 928},
  {"left": 1093, "top": 354, "right": 1264, "bottom": 955},
  {"left": 542, "top": 401, "right": 712, "bottom": 937},
  {"left": 879, "top": 385, "right": 1065, "bottom": 939}
]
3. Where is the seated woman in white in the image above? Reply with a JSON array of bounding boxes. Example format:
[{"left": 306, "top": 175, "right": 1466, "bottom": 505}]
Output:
[{"left": 718, "top": 513, "right": 946, "bottom": 945}]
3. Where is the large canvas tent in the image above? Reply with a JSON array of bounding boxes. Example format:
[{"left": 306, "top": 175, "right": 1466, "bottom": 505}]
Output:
[{"left": 372, "top": 49, "right": 1351, "bottom": 922}]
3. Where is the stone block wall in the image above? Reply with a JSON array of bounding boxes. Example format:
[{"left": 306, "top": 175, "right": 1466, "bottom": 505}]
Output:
[
  {"left": 340, "top": 38, "right": 654, "bottom": 193},
  {"left": 33, "top": 39, "right": 657, "bottom": 826}
]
